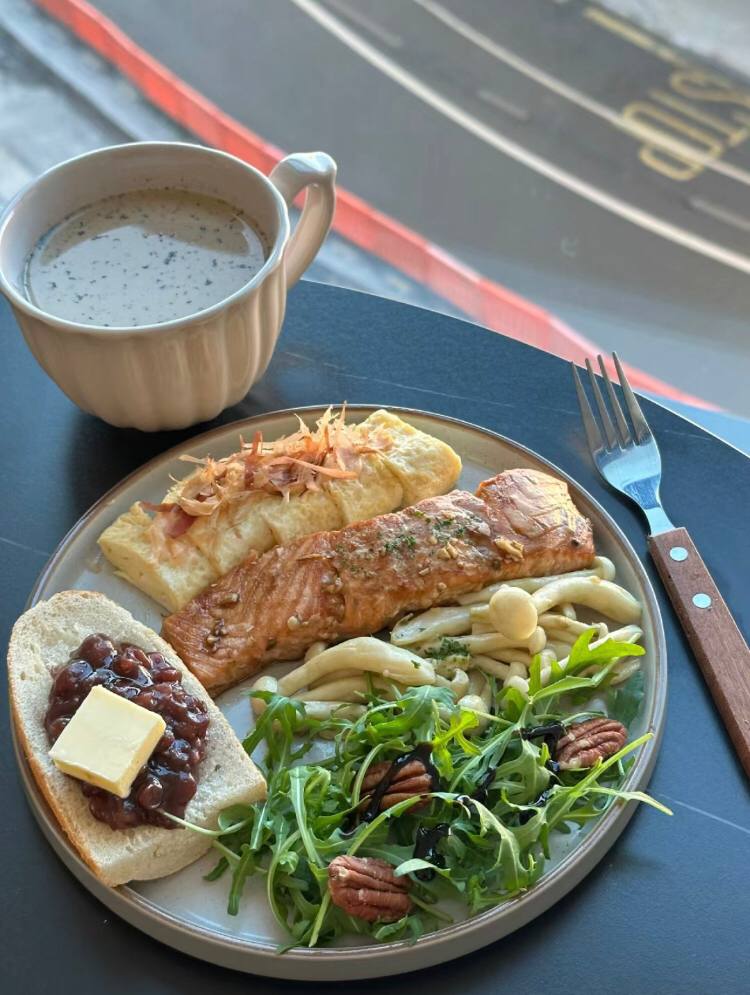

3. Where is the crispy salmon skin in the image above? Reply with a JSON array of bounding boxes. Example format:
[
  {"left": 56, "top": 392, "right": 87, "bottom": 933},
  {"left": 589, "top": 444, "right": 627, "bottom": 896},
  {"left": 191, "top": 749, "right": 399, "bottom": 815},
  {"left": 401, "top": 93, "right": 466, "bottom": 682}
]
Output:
[{"left": 162, "top": 469, "right": 594, "bottom": 695}]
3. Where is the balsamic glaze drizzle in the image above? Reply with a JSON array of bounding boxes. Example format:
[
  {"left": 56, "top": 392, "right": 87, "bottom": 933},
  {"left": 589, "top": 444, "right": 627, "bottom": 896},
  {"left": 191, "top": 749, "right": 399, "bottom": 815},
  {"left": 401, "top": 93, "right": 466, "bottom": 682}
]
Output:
[
  {"left": 521, "top": 722, "right": 566, "bottom": 746},
  {"left": 361, "top": 742, "right": 439, "bottom": 824},
  {"left": 472, "top": 766, "right": 497, "bottom": 805},
  {"left": 521, "top": 721, "right": 566, "bottom": 773},
  {"left": 347, "top": 742, "right": 551, "bottom": 879},
  {"left": 518, "top": 788, "right": 552, "bottom": 826},
  {"left": 413, "top": 823, "right": 451, "bottom": 881},
  {"left": 344, "top": 744, "right": 451, "bottom": 874}
]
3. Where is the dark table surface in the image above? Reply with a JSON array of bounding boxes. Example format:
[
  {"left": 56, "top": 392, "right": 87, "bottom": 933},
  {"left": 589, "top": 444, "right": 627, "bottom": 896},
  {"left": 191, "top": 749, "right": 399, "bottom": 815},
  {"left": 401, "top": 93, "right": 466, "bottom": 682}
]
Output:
[{"left": 2, "top": 281, "right": 749, "bottom": 994}]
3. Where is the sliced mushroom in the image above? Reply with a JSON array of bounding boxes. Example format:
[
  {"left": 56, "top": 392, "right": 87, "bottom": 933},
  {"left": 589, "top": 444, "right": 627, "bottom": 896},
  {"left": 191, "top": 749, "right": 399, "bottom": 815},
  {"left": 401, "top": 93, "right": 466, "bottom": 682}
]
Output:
[
  {"left": 440, "top": 628, "right": 543, "bottom": 655},
  {"left": 296, "top": 676, "right": 373, "bottom": 702},
  {"left": 538, "top": 613, "right": 597, "bottom": 637},
  {"left": 487, "top": 586, "right": 538, "bottom": 641},
  {"left": 532, "top": 577, "right": 641, "bottom": 623},
  {"left": 469, "top": 655, "right": 511, "bottom": 679},
  {"left": 435, "top": 668, "right": 471, "bottom": 697},
  {"left": 503, "top": 661, "right": 528, "bottom": 684},
  {"left": 471, "top": 622, "right": 496, "bottom": 635},
  {"left": 484, "top": 648, "right": 533, "bottom": 668},
  {"left": 391, "top": 606, "right": 471, "bottom": 646},
  {"left": 309, "top": 667, "right": 360, "bottom": 689},
  {"left": 537, "top": 648, "right": 558, "bottom": 688},
  {"left": 458, "top": 671, "right": 492, "bottom": 731},
  {"left": 609, "top": 657, "right": 643, "bottom": 685},
  {"left": 249, "top": 674, "right": 278, "bottom": 715},
  {"left": 300, "top": 701, "right": 367, "bottom": 725},
  {"left": 504, "top": 673, "right": 529, "bottom": 697},
  {"left": 277, "top": 637, "right": 436, "bottom": 697},
  {"left": 546, "top": 640, "right": 573, "bottom": 660},
  {"left": 456, "top": 556, "right": 617, "bottom": 604}
]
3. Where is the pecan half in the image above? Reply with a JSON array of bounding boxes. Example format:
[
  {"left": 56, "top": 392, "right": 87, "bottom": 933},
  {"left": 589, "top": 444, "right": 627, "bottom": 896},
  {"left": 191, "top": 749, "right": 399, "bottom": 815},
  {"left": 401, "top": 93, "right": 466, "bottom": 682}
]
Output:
[
  {"left": 360, "top": 758, "right": 433, "bottom": 813},
  {"left": 328, "top": 855, "right": 412, "bottom": 923},
  {"left": 556, "top": 718, "right": 628, "bottom": 770}
]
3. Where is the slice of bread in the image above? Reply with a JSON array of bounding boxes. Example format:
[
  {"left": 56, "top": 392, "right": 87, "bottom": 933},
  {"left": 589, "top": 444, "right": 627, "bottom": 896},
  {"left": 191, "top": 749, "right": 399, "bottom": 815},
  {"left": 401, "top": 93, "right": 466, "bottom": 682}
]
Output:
[{"left": 8, "top": 590, "right": 266, "bottom": 887}]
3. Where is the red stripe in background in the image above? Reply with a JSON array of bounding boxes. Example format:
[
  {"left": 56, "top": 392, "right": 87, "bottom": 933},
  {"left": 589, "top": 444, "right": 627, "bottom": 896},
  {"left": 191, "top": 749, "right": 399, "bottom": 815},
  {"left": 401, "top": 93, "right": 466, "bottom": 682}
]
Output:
[{"left": 34, "top": 0, "right": 715, "bottom": 409}]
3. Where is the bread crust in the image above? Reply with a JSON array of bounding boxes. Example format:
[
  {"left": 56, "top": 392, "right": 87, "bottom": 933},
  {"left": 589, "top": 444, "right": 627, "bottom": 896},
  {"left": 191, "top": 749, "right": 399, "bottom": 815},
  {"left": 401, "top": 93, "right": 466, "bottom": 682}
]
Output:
[{"left": 8, "top": 591, "right": 265, "bottom": 887}]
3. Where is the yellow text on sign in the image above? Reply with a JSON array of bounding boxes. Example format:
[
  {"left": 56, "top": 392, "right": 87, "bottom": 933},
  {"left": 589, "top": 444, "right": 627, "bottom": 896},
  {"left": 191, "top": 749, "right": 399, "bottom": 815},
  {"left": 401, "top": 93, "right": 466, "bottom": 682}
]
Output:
[{"left": 623, "top": 71, "right": 750, "bottom": 181}]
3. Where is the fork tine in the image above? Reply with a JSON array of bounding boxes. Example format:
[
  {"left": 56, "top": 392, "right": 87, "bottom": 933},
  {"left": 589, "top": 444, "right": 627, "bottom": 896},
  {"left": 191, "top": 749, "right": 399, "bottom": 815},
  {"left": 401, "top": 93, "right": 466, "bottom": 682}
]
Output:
[
  {"left": 597, "top": 354, "right": 631, "bottom": 446},
  {"left": 612, "top": 352, "right": 652, "bottom": 443},
  {"left": 585, "top": 358, "right": 618, "bottom": 449},
  {"left": 571, "top": 363, "right": 604, "bottom": 453}
]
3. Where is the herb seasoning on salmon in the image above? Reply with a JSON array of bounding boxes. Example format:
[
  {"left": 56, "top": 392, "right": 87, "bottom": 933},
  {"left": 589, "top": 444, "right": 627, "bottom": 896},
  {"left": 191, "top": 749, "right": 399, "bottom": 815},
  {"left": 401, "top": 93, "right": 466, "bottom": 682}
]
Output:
[{"left": 162, "top": 468, "right": 595, "bottom": 695}]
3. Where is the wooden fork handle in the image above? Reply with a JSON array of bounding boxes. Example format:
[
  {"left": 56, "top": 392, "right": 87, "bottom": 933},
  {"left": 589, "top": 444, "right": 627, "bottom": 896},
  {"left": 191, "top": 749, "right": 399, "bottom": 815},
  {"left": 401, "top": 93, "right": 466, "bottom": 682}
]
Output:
[{"left": 649, "top": 527, "right": 750, "bottom": 777}]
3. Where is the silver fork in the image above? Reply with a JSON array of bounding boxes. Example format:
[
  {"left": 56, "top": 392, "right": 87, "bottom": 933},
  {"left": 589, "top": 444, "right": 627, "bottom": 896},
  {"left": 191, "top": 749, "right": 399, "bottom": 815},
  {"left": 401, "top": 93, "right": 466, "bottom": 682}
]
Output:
[{"left": 572, "top": 354, "right": 750, "bottom": 777}]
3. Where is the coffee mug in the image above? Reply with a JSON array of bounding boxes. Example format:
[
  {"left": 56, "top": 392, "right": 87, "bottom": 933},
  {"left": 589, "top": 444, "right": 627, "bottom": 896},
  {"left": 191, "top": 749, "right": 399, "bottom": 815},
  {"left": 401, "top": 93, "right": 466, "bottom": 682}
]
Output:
[{"left": 0, "top": 142, "right": 336, "bottom": 431}]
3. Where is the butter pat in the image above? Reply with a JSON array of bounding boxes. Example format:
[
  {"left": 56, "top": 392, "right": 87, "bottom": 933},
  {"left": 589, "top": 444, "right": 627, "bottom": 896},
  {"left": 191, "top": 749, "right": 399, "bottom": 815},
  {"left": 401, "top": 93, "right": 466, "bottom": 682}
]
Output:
[{"left": 49, "top": 685, "right": 166, "bottom": 798}]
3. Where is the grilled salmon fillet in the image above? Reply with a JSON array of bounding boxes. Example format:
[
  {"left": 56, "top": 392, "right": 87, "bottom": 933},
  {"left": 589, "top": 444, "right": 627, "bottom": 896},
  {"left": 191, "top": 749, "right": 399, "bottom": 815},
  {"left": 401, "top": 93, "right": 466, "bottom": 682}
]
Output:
[{"left": 162, "top": 468, "right": 594, "bottom": 695}]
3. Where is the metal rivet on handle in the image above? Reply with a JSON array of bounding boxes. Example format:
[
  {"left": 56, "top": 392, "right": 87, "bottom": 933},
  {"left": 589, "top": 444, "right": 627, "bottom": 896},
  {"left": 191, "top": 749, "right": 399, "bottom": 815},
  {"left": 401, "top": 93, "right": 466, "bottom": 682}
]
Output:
[
  {"left": 693, "top": 593, "right": 712, "bottom": 609},
  {"left": 670, "top": 546, "right": 688, "bottom": 562}
]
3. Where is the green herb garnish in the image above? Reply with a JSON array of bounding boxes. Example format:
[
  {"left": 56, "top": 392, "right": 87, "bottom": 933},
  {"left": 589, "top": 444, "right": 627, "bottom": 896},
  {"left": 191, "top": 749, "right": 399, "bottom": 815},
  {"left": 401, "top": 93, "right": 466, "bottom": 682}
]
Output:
[
  {"left": 432, "top": 516, "right": 469, "bottom": 541},
  {"left": 429, "top": 637, "right": 471, "bottom": 660},
  {"left": 383, "top": 532, "right": 417, "bottom": 554}
]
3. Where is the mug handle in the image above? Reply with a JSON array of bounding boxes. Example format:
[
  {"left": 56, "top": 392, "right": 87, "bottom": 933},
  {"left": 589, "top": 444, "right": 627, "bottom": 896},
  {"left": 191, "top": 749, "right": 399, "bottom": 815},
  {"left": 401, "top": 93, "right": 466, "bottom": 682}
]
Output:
[{"left": 269, "top": 152, "right": 337, "bottom": 287}]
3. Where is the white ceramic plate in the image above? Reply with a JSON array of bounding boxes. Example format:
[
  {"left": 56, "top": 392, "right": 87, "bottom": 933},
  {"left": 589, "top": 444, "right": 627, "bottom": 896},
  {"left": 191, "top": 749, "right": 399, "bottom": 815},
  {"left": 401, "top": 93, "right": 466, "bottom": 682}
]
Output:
[{"left": 14, "top": 406, "right": 666, "bottom": 981}]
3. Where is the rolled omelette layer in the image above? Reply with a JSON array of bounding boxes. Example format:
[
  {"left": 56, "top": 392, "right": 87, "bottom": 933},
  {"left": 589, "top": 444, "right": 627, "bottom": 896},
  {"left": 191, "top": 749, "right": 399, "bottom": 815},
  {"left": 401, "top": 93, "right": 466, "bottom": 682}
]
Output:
[{"left": 98, "top": 410, "right": 462, "bottom": 612}]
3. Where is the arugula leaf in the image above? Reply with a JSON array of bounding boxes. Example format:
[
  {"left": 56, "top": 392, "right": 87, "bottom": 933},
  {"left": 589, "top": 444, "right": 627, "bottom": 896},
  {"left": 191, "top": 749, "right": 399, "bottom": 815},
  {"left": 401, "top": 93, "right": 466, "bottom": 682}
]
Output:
[
  {"left": 500, "top": 685, "right": 527, "bottom": 721},
  {"left": 218, "top": 804, "right": 254, "bottom": 833},
  {"left": 531, "top": 675, "right": 608, "bottom": 703},
  {"left": 586, "top": 785, "right": 673, "bottom": 816},
  {"left": 432, "top": 709, "right": 481, "bottom": 777},
  {"left": 607, "top": 671, "right": 646, "bottom": 727},
  {"left": 203, "top": 857, "right": 229, "bottom": 882},
  {"left": 564, "top": 628, "right": 645, "bottom": 677},
  {"left": 394, "top": 857, "right": 442, "bottom": 878},
  {"left": 528, "top": 653, "right": 544, "bottom": 695},
  {"left": 228, "top": 844, "right": 256, "bottom": 915},
  {"left": 186, "top": 637, "right": 663, "bottom": 949}
]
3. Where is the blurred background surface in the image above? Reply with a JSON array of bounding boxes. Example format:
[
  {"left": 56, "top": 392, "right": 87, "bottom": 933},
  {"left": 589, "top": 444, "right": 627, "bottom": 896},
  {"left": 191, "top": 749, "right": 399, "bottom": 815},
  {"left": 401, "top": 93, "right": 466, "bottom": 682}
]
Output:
[{"left": 1, "top": 0, "right": 748, "bottom": 449}]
